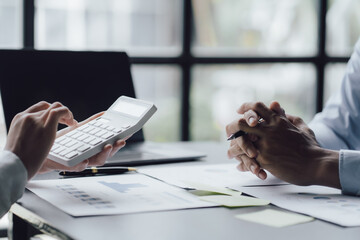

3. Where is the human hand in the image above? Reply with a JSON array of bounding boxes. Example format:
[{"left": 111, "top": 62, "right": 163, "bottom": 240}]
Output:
[
  {"left": 5, "top": 101, "right": 76, "bottom": 180},
  {"left": 226, "top": 101, "right": 340, "bottom": 187},
  {"left": 227, "top": 101, "right": 285, "bottom": 180},
  {"left": 38, "top": 112, "right": 128, "bottom": 173}
]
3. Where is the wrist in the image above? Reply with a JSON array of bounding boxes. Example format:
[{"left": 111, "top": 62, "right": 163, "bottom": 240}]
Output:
[{"left": 311, "top": 147, "right": 340, "bottom": 189}]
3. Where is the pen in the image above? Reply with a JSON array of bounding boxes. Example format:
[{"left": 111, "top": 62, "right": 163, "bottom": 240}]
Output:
[
  {"left": 227, "top": 118, "right": 264, "bottom": 141},
  {"left": 59, "top": 167, "right": 137, "bottom": 177},
  {"left": 227, "top": 130, "right": 247, "bottom": 141}
]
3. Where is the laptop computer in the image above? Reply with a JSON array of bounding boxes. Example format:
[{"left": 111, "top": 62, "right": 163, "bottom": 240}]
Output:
[{"left": 0, "top": 50, "right": 205, "bottom": 166}]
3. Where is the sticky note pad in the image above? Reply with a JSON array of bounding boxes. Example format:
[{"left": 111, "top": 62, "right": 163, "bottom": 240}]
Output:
[
  {"left": 199, "top": 195, "right": 270, "bottom": 207},
  {"left": 235, "top": 209, "right": 314, "bottom": 227}
]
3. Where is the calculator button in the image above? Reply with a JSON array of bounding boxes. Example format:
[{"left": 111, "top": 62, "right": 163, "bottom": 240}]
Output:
[
  {"left": 65, "top": 140, "right": 78, "bottom": 148},
  {"left": 59, "top": 137, "right": 72, "bottom": 145},
  {"left": 102, "top": 132, "right": 114, "bottom": 139},
  {"left": 77, "top": 145, "right": 91, "bottom": 152},
  {"left": 106, "top": 126, "right": 115, "bottom": 131},
  {"left": 52, "top": 146, "right": 67, "bottom": 154},
  {"left": 95, "top": 130, "right": 107, "bottom": 137},
  {"left": 71, "top": 142, "right": 83, "bottom": 150},
  {"left": 55, "top": 136, "right": 65, "bottom": 144},
  {"left": 83, "top": 126, "right": 95, "bottom": 133},
  {"left": 88, "top": 128, "right": 101, "bottom": 135},
  {"left": 65, "top": 151, "right": 78, "bottom": 159},
  {"left": 59, "top": 148, "right": 74, "bottom": 156},
  {"left": 77, "top": 134, "right": 88, "bottom": 141},
  {"left": 113, "top": 127, "right": 123, "bottom": 133},
  {"left": 51, "top": 144, "right": 61, "bottom": 151},
  {"left": 83, "top": 136, "right": 96, "bottom": 144},
  {"left": 90, "top": 139, "right": 102, "bottom": 146},
  {"left": 66, "top": 130, "right": 78, "bottom": 137},
  {"left": 78, "top": 125, "right": 89, "bottom": 131},
  {"left": 94, "top": 122, "right": 102, "bottom": 127},
  {"left": 71, "top": 132, "right": 83, "bottom": 139},
  {"left": 122, "top": 124, "right": 130, "bottom": 129}
]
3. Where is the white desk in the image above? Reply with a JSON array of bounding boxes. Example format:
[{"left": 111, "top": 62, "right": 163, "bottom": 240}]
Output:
[{"left": 9, "top": 142, "right": 360, "bottom": 240}]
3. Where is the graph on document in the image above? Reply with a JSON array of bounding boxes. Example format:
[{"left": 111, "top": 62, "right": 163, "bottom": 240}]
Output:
[
  {"left": 98, "top": 181, "right": 146, "bottom": 193},
  {"left": 27, "top": 174, "right": 217, "bottom": 216}
]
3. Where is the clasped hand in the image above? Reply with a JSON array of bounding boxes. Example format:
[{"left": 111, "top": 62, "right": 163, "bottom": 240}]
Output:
[{"left": 226, "top": 101, "right": 326, "bottom": 186}]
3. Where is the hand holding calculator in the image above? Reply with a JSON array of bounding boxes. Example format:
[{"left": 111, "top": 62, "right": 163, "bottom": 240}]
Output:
[{"left": 48, "top": 96, "right": 157, "bottom": 167}]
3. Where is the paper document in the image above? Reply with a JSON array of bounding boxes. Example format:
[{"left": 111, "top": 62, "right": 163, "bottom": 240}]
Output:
[
  {"left": 138, "top": 163, "right": 286, "bottom": 189},
  {"left": 200, "top": 195, "right": 270, "bottom": 208},
  {"left": 235, "top": 209, "right": 314, "bottom": 227},
  {"left": 233, "top": 184, "right": 360, "bottom": 227},
  {"left": 27, "top": 174, "right": 217, "bottom": 217}
]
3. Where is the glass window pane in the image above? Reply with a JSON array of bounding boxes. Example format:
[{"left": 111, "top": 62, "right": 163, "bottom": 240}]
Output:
[
  {"left": 0, "top": 0, "right": 22, "bottom": 147},
  {"left": 192, "top": 0, "right": 318, "bottom": 57},
  {"left": 326, "top": 0, "right": 360, "bottom": 56},
  {"left": 0, "top": 0, "right": 22, "bottom": 48},
  {"left": 132, "top": 65, "right": 181, "bottom": 142},
  {"left": 324, "top": 63, "right": 347, "bottom": 105},
  {"left": 35, "top": 0, "right": 182, "bottom": 56},
  {"left": 191, "top": 64, "right": 316, "bottom": 141}
]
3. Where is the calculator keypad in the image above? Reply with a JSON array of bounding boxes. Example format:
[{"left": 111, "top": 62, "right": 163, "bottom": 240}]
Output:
[{"left": 50, "top": 119, "right": 131, "bottom": 160}]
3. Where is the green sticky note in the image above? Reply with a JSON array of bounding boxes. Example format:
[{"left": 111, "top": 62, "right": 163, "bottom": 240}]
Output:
[
  {"left": 235, "top": 209, "right": 314, "bottom": 227},
  {"left": 183, "top": 181, "right": 242, "bottom": 196},
  {"left": 199, "top": 195, "right": 270, "bottom": 207}
]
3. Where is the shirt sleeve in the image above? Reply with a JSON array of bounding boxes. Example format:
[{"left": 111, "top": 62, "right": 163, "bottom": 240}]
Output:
[
  {"left": 339, "top": 150, "right": 360, "bottom": 196},
  {"left": 309, "top": 39, "right": 360, "bottom": 151},
  {"left": 308, "top": 39, "right": 360, "bottom": 195},
  {"left": 0, "top": 151, "right": 28, "bottom": 218}
]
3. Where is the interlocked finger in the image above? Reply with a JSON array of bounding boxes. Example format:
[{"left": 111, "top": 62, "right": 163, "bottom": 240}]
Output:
[
  {"left": 227, "top": 141, "right": 245, "bottom": 159},
  {"left": 234, "top": 135, "right": 257, "bottom": 158},
  {"left": 240, "top": 154, "right": 261, "bottom": 176},
  {"left": 237, "top": 102, "right": 275, "bottom": 124},
  {"left": 236, "top": 160, "right": 247, "bottom": 172}
]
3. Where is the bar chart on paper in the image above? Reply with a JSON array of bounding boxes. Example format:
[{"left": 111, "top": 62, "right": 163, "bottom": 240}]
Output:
[
  {"left": 98, "top": 181, "right": 146, "bottom": 193},
  {"left": 27, "top": 174, "right": 217, "bottom": 217}
]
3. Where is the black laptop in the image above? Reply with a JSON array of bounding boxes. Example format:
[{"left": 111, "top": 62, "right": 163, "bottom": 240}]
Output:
[{"left": 0, "top": 50, "right": 205, "bottom": 166}]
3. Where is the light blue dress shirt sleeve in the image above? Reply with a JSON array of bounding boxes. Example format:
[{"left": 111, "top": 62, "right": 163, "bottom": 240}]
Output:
[
  {"left": 309, "top": 39, "right": 360, "bottom": 195},
  {"left": 0, "top": 151, "right": 28, "bottom": 218}
]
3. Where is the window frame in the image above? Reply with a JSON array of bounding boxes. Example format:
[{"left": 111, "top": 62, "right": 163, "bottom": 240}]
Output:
[{"left": 23, "top": 0, "right": 349, "bottom": 141}]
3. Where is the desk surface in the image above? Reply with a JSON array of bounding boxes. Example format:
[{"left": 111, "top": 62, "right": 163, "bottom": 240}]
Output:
[{"left": 11, "top": 142, "right": 360, "bottom": 240}]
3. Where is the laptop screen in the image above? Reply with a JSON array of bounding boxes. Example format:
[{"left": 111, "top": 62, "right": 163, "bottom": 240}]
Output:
[{"left": 0, "top": 50, "right": 144, "bottom": 143}]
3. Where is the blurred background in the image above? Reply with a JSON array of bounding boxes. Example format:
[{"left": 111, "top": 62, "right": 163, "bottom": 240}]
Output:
[{"left": 0, "top": 0, "right": 358, "bottom": 146}]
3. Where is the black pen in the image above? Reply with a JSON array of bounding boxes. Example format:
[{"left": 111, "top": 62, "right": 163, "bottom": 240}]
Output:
[
  {"left": 59, "top": 167, "right": 137, "bottom": 177},
  {"left": 227, "top": 118, "right": 264, "bottom": 141},
  {"left": 227, "top": 130, "right": 247, "bottom": 141}
]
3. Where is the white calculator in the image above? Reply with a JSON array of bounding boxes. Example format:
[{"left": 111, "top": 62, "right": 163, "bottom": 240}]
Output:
[{"left": 48, "top": 96, "right": 157, "bottom": 167}]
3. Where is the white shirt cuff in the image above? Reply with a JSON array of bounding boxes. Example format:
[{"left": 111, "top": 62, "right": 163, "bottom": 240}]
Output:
[{"left": 339, "top": 150, "right": 360, "bottom": 196}]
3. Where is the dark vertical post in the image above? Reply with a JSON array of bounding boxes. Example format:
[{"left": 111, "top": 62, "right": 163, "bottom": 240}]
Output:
[
  {"left": 23, "top": 0, "right": 35, "bottom": 48},
  {"left": 316, "top": 0, "right": 327, "bottom": 112},
  {"left": 181, "top": 0, "right": 192, "bottom": 141}
]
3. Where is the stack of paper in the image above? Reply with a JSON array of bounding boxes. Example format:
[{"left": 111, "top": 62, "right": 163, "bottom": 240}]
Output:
[{"left": 232, "top": 184, "right": 360, "bottom": 227}]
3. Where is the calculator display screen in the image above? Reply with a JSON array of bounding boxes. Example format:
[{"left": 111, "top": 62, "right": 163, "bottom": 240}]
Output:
[{"left": 112, "top": 101, "right": 148, "bottom": 117}]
